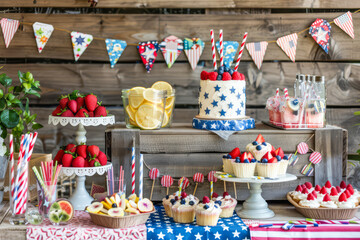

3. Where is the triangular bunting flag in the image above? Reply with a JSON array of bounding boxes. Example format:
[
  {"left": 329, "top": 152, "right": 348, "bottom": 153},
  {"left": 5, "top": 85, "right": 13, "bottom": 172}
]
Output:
[
  {"left": 309, "top": 18, "right": 331, "bottom": 54},
  {"left": 71, "top": 31, "right": 93, "bottom": 61},
  {"left": 215, "top": 41, "right": 239, "bottom": 68},
  {"left": 0, "top": 18, "right": 19, "bottom": 48},
  {"left": 334, "top": 11, "right": 354, "bottom": 39},
  {"left": 183, "top": 38, "right": 205, "bottom": 70},
  {"left": 105, "top": 39, "right": 127, "bottom": 68},
  {"left": 246, "top": 41, "right": 268, "bottom": 70},
  {"left": 159, "top": 35, "right": 183, "bottom": 68},
  {"left": 138, "top": 40, "right": 159, "bottom": 73},
  {"left": 276, "top": 33, "right": 298, "bottom": 62},
  {"left": 33, "top": 22, "right": 54, "bottom": 53}
]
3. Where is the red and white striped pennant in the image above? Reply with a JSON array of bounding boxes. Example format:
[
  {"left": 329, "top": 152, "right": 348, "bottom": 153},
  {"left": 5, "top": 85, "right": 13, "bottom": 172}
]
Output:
[
  {"left": 0, "top": 18, "right": 19, "bottom": 48},
  {"left": 334, "top": 11, "right": 354, "bottom": 39},
  {"left": 276, "top": 33, "right": 298, "bottom": 62},
  {"left": 246, "top": 41, "right": 268, "bottom": 70}
]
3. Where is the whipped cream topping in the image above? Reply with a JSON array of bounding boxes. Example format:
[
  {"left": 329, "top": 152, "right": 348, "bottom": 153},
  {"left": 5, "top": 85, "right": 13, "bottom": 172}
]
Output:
[
  {"left": 299, "top": 199, "right": 320, "bottom": 208},
  {"left": 337, "top": 201, "right": 356, "bottom": 208},
  {"left": 320, "top": 201, "right": 338, "bottom": 208},
  {"left": 294, "top": 193, "right": 308, "bottom": 201},
  {"left": 330, "top": 194, "right": 339, "bottom": 202},
  {"left": 246, "top": 142, "right": 272, "bottom": 160},
  {"left": 196, "top": 200, "right": 222, "bottom": 214}
]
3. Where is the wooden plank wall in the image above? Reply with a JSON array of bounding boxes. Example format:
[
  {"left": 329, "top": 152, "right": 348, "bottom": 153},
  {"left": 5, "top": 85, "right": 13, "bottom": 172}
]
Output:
[{"left": 0, "top": 2, "right": 360, "bottom": 155}]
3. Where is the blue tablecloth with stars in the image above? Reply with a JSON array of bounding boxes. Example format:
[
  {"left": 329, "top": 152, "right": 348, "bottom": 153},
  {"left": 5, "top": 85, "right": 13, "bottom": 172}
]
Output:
[{"left": 146, "top": 205, "right": 251, "bottom": 240}]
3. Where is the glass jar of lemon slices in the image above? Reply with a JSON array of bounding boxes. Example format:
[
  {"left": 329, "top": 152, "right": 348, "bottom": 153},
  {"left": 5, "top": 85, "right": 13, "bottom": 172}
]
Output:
[{"left": 122, "top": 81, "right": 175, "bottom": 130}]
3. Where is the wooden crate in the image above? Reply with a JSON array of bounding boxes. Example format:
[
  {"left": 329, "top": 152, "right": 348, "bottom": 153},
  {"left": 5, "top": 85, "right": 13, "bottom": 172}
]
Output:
[{"left": 105, "top": 123, "right": 347, "bottom": 201}]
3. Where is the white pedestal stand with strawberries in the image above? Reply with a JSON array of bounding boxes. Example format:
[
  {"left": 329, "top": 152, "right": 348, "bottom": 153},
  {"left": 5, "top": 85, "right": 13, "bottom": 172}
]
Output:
[
  {"left": 215, "top": 172, "right": 297, "bottom": 219},
  {"left": 48, "top": 115, "right": 115, "bottom": 210}
]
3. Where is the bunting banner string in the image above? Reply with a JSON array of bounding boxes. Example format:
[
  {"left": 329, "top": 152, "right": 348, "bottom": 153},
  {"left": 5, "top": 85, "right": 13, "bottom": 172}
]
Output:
[{"left": 4, "top": 8, "right": 360, "bottom": 70}]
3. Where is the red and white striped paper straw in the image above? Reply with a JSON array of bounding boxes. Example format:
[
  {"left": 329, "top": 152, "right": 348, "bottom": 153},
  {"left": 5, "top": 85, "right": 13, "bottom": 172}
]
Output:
[
  {"left": 284, "top": 88, "right": 289, "bottom": 100},
  {"left": 219, "top": 29, "right": 224, "bottom": 67},
  {"left": 9, "top": 134, "right": 14, "bottom": 202},
  {"left": 210, "top": 29, "right": 217, "bottom": 70},
  {"left": 234, "top": 32, "right": 248, "bottom": 71},
  {"left": 131, "top": 147, "right": 135, "bottom": 194},
  {"left": 276, "top": 88, "right": 279, "bottom": 97}
]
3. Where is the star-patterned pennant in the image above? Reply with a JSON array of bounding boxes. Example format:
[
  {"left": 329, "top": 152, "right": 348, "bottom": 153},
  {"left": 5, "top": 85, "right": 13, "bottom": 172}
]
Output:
[
  {"left": 32, "top": 22, "right": 54, "bottom": 53},
  {"left": 105, "top": 39, "right": 127, "bottom": 68},
  {"left": 138, "top": 40, "right": 159, "bottom": 73},
  {"left": 71, "top": 31, "right": 93, "bottom": 61},
  {"left": 215, "top": 41, "right": 239, "bottom": 68},
  {"left": 334, "top": 11, "right": 354, "bottom": 39},
  {"left": 309, "top": 18, "right": 331, "bottom": 54},
  {"left": 0, "top": 18, "right": 19, "bottom": 48},
  {"left": 246, "top": 41, "right": 268, "bottom": 70},
  {"left": 183, "top": 38, "right": 205, "bottom": 70},
  {"left": 276, "top": 33, "right": 298, "bottom": 62},
  {"left": 159, "top": 35, "right": 183, "bottom": 68}
]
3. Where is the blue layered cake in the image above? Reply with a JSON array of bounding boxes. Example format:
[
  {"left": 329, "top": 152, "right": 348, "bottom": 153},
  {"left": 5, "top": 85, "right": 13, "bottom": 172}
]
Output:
[{"left": 192, "top": 67, "right": 255, "bottom": 131}]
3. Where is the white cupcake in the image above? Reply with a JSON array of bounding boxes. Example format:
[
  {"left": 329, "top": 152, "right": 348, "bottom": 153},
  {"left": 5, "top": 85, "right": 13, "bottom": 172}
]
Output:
[
  {"left": 232, "top": 157, "right": 257, "bottom": 178},
  {"left": 195, "top": 197, "right": 222, "bottom": 226}
]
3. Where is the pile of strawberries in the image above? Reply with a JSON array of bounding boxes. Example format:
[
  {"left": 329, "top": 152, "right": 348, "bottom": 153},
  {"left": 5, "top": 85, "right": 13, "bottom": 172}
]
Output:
[
  {"left": 53, "top": 143, "right": 108, "bottom": 168},
  {"left": 52, "top": 90, "right": 108, "bottom": 117}
]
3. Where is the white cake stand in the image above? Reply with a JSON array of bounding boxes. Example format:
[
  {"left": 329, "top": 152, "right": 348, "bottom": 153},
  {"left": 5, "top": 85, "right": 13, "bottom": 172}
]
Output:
[
  {"left": 49, "top": 115, "right": 115, "bottom": 210},
  {"left": 61, "top": 163, "right": 112, "bottom": 210},
  {"left": 215, "top": 172, "right": 297, "bottom": 219}
]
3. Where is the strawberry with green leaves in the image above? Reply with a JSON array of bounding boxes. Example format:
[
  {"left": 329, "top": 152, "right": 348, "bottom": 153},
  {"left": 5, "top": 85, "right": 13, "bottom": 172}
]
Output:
[
  {"left": 76, "top": 144, "right": 87, "bottom": 158},
  {"left": 94, "top": 106, "right": 107, "bottom": 117},
  {"left": 88, "top": 145, "right": 100, "bottom": 158},
  {"left": 85, "top": 94, "right": 98, "bottom": 112}
]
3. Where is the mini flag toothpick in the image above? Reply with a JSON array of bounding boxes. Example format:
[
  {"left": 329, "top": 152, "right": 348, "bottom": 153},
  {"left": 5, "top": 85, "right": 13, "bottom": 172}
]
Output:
[
  {"left": 183, "top": 38, "right": 205, "bottom": 70},
  {"left": 246, "top": 41, "right": 268, "bottom": 70},
  {"left": 159, "top": 35, "right": 183, "bottom": 68},
  {"left": 334, "top": 11, "right": 354, "bottom": 39},
  {"left": 309, "top": 18, "right": 331, "bottom": 54},
  {"left": 0, "top": 18, "right": 19, "bottom": 48},
  {"left": 71, "top": 31, "right": 93, "bottom": 61},
  {"left": 138, "top": 40, "right": 159, "bottom": 73},
  {"left": 215, "top": 41, "right": 239, "bottom": 68},
  {"left": 33, "top": 22, "right": 54, "bottom": 53},
  {"left": 105, "top": 39, "right": 127, "bottom": 68},
  {"left": 276, "top": 33, "right": 298, "bottom": 62}
]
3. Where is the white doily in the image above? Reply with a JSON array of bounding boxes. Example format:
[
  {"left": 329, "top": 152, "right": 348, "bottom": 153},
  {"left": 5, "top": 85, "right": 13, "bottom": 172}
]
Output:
[
  {"left": 48, "top": 115, "right": 115, "bottom": 127},
  {"left": 61, "top": 162, "right": 112, "bottom": 177}
]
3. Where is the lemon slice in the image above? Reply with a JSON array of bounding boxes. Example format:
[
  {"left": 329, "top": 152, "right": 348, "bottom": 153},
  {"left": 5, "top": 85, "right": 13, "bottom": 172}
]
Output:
[
  {"left": 143, "top": 88, "right": 164, "bottom": 104},
  {"left": 165, "top": 96, "right": 175, "bottom": 110},
  {"left": 128, "top": 87, "right": 146, "bottom": 109},
  {"left": 151, "top": 81, "right": 173, "bottom": 96},
  {"left": 135, "top": 103, "right": 164, "bottom": 130},
  {"left": 166, "top": 108, "right": 172, "bottom": 116},
  {"left": 126, "top": 105, "right": 136, "bottom": 121},
  {"left": 161, "top": 111, "right": 169, "bottom": 127}
]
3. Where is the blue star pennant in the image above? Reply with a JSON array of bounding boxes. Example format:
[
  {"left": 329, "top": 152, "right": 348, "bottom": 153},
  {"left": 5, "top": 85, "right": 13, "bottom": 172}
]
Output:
[
  {"left": 70, "top": 31, "right": 93, "bottom": 61},
  {"left": 215, "top": 41, "right": 239, "bottom": 68},
  {"left": 105, "top": 39, "right": 127, "bottom": 68}
]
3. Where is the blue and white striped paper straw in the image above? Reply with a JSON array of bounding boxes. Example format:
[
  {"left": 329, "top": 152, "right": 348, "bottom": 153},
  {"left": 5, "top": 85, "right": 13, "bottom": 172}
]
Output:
[{"left": 139, "top": 154, "right": 143, "bottom": 200}]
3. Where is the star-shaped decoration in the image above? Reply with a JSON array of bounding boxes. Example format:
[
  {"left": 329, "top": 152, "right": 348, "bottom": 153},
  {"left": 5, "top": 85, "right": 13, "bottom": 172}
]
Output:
[
  {"left": 219, "top": 109, "right": 226, "bottom": 117},
  {"left": 148, "top": 227, "right": 154, "bottom": 232},
  {"left": 166, "top": 228, "right": 173, "bottom": 234},
  {"left": 220, "top": 94, "right": 227, "bottom": 101},
  {"left": 233, "top": 230, "right": 240, "bottom": 238},
  {"left": 205, "top": 107, "right": 211, "bottom": 115},
  {"left": 236, "top": 108, "right": 241, "bottom": 116},
  {"left": 210, "top": 123, "right": 217, "bottom": 129},
  {"left": 36, "top": 28, "right": 44, "bottom": 36},
  {"left": 211, "top": 100, "right": 218, "bottom": 107},
  {"left": 241, "top": 226, "right": 248, "bottom": 231},
  {"left": 228, "top": 102, "right": 234, "bottom": 109},
  {"left": 223, "top": 225, "right": 229, "bottom": 231},
  {"left": 141, "top": 46, "right": 157, "bottom": 61},
  {"left": 202, "top": 123, "right": 207, "bottom": 128},
  {"left": 243, "top": 87, "right": 246, "bottom": 94},
  {"left": 224, "top": 121, "right": 230, "bottom": 127},
  {"left": 157, "top": 232, "right": 165, "bottom": 239},
  {"left": 241, "top": 101, "right": 244, "bottom": 107},
  {"left": 195, "top": 232, "right": 203, "bottom": 240},
  {"left": 43, "top": 199, "right": 49, "bottom": 207},
  {"left": 176, "top": 233, "right": 184, "bottom": 240},
  {"left": 237, "top": 93, "right": 241, "bottom": 100},
  {"left": 230, "top": 86, "right": 236, "bottom": 94},
  {"left": 75, "top": 35, "right": 85, "bottom": 45},
  {"left": 185, "top": 226, "right": 193, "bottom": 233},
  {"left": 315, "top": 27, "right": 329, "bottom": 43},
  {"left": 204, "top": 92, "right": 209, "bottom": 99},
  {"left": 214, "top": 232, "right": 222, "bottom": 239},
  {"left": 204, "top": 226, "right": 211, "bottom": 232},
  {"left": 214, "top": 85, "right": 221, "bottom": 92}
]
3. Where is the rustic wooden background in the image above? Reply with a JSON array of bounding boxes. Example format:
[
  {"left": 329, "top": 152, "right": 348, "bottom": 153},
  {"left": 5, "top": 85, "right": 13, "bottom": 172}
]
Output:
[{"left": 0, "top": 1, "right": 359, "bottom": 157}]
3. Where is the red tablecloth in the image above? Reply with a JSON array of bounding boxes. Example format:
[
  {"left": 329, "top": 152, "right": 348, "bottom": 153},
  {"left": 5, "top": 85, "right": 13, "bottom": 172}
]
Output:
[{"left": 26, "top": 210, "right": 147, "bottom": 240}]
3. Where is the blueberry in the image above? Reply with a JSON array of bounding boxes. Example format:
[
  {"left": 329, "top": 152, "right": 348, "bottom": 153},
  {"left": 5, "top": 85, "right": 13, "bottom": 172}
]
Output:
[
  {"left": 251, "top": 159, "right": 257, "bottom": 163},
  {"left": 203, "top": 204, "right": 209, "bottom": 210},
  {"left": 224, "top": 67, "right": 230, "bottom": 72},
  {"left": 252, "top": 141, "right": 258, "bottom": 146},
  {"left": 293, "top": 99, "right": 299, "bottom": 105},
  {"left": 229, "top": 69, "right": 234, "bottom": 75},
  {"left": 262, "top": 142, "right": 267, "bottom": 146},
  {"left": 235, "top": 157, "right": 241, "bottom": 163},
  {"left": 180, "top": 199, "right": 186, "bottom": 205},
  {"left": 215, "top": 200, "right": 222, "bottom": 206},
  {"left": 256, "top": 145, "right": 262, "bottom": 151},
  {"left": 276, "top": 155, "right": 281, "bottom": 161},
  {"left": 189, "top": 201, "right": 195, "bottom": 206},
  {"left": 244, "top": 159, "right": 250, "bottom": 163},
  {"left": 166, "top": 195, "right": 169, "bottom": 200},
  {"left": 217, "top": 74, "right": 223, "bottom": 80},
  {"left": 170, "top": 199, "right": 176, "bottom": 205},
  {"left": 283, "top": 155, "right": 289, "bottom": 160},
  {"left": 112, "top": 203, "right": 117, "bottom": 208},
  {"left": 227, "top": 154, "right": 232, "bottom": 159},
  {"left": 262, "top": 158, "right": 268, "bottom": 163},
  {"left": 218, "top": 66, "right": 225, "bottom": 74}
]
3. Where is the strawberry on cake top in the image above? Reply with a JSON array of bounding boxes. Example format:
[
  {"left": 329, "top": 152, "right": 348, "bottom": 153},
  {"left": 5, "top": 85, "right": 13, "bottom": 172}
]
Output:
[{"left": 246, "top": 134, "right": 273, "bottom": 161}]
